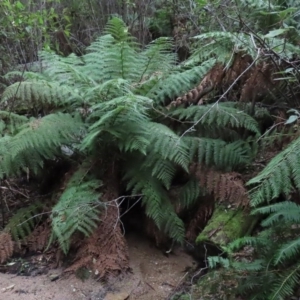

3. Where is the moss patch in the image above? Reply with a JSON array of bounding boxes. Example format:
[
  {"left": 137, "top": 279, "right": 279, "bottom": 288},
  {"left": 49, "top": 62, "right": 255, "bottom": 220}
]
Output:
[{"left": 196, "top": 205, "right": 256, "bottom": 246}]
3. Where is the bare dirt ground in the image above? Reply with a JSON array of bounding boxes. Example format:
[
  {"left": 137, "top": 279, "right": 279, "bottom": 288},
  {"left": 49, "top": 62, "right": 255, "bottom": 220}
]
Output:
[{"left": 0, "top": 232, "right": 195, "bottom": 300}]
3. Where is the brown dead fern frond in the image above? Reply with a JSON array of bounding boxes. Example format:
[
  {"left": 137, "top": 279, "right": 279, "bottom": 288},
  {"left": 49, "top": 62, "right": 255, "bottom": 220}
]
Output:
[
  {"left": 0, "top": 232, "right": 14, "bottom": 263},
  {"left": 240, "top": 62, "right": 276, "bottom": 107},
  {"left": 65, "top": 165, "right": 129, "bottom": 279},
  {"left": 223, "top": 53, "right": 252, "bottom": 100},
  {"left": 168, "top": 64, "right": 225, "bottom": 108},
  {"left": 26, "top": 220, "right": 51, "bottom": 252},
  {"left": 65, "top": 204, "right": 129, "bottom": 279},
  {"left": 191, "top": 163, "right": 249, "bottom": 207}
]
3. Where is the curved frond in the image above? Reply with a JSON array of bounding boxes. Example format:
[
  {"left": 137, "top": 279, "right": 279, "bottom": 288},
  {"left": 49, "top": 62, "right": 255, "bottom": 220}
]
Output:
[
  {"left": 0, "top": 113, "right": 84, "bottom": 177},
  {"left": 248, "top": 137, "right": 300, "bottom": 207},
  {"left": 184, "top": 137, "right": 251, "bottom": 170},
  {"left": 170, "top": 102, "right": 260, "bottom": 134},
  {"left": 82, "top": 95, "right": 152, "bottom": 153},
  {"left": 1, "top": 81, "right": 74, "bottom": 111},
  {"left": 178, "top": 177, "right": 201, "bottom": 208},
  {"left": 147, "top": 122, "right": 190, "bottom": 170},
  {"left": 253, "top": 201, "right": 300, "bottom": 227},
  {"left": 51, "top": 166, "right": 103, "bottom": 254},
  {"left": 269, "top": 264, "right": 300, "bottom": 300}
]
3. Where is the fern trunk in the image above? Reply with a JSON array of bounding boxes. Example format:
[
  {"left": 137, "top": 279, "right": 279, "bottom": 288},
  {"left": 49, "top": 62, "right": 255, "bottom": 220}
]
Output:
[{"left": 65, "top": 160, "right": 130, "bottom": 278}]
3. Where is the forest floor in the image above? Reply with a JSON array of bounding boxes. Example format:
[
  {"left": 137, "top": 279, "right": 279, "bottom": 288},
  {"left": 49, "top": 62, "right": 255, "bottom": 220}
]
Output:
[{"left": 0, "top": 231, "right": 195, "bottom": 300}]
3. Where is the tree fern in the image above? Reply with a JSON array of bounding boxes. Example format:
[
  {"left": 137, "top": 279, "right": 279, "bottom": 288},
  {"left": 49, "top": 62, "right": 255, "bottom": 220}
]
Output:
[{"left": 0, "top": 16, "right": 264, "bottom": 256}]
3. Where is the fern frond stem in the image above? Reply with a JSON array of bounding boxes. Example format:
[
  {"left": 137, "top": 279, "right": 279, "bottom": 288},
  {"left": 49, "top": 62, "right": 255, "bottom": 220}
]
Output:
[
  {"left": 179, "top": 48, "right": 261, "bottom": 139},
  {"left": 0, "top": 185, "right": 29, "bottom": 199},
  {"left": 250, "top": 33, "right": 258, "bottom": 50},
  {"left": 17, "top": 211, "right": 51, "bottom": 227},
  {"left": 256, "top": 121, "right": 285, "bottom": 143},
  {"left": 102, "top": 194, "right": 143, "bottom": 230},
  {"left": 151, "top": 104, "right": 194, "bottom": 124},
  {"left": 224, "top": 48, "right": 236, "bottom": 71},
  {"left": 119, "top": 196, "right": 143, "bottom": 218},
  {"left": 121, "top": 45, "right": 125, "bottom": 78},
  {"left": 18, "top": 194, "right": 142, "bottom": 229},
  {"left": 139, "top": 57, "right": 154, "bottom": 83}
]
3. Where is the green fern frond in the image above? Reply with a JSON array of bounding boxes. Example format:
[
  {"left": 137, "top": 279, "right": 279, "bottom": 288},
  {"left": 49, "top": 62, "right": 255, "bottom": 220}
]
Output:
[
  {"left": 184, "top": 137, "right": 251, "bottom": 170},
  {"left": 274, "top": 238, "right": 300, "bottom": 266},
  {"left": 178, "top": 178, "right": 201, "bottom": 208},
  {"left": 51, "top": 166, "right": 103, "bottom": 254},
  {"left": 38, "top": 51, "right": 83, "bottom": 82},
  {"left": 161, "top": 202, "right": 185, "bottom": 243},
  {"left": 270, "top": 264, "right": 300, "bottom": 300},
  {"left": 248, "top": 137, "right": 300, "bottom": 206},
  {"left": 233, "top": 259, "right": 265, "bottom": 272},
  {"left": 1, "top": 81, "right": 74, "bottom": 111},
  {"left": 239, "top": 0, "right": 276, "bottom": 10},
  {"left": 84, "top": 34, "right": 141, "bottom": 82},
  {"left": 209, "top": 256, "right": 265, "bottom": 271},
  {"left": 82, "top": 95, "right": 151, "bottom": 153},
  {"left": 144, "top": 59, "right": 215, "bottom": 105},
  {"left": 147, "top": 122, "right": 190, "bottom": 170},
  {"left": 192, "top": 31, "right": 255, "bottom": 62},
  {"left": 253, "top": 201, "right": 300, "bottom": 227},
  {"left": 9, "top": 113, "right": 83, "bottom": 158},
  {"left": 0, "top": 113, "right": 84, "bottom": 177},
  {"left": 84, "top": 78, "right": 132, "bottom": 103},
  {"left": 228, "top": 229, "right": 273, "bottom": 252},
  {"left": 0, "top": 110, "right": 29, "bottom": 134},
  {"left": 170, "top": 102, "right": 260, "bottom": 134},
  {"left": 124, "top": 167, "right": 165, "bottom": 228},
  {"left": 124, "top": 162, "right": 185, "bottom": 242},
  {"left": 104, "top": 17, "right": 136, "bottom": 45},
  {"left": 139, "top": 37, "right": 176, "bottom": 80},
  {"left": 263, "top": 36, "right": 300, "bottom": 59},
  {"left": 5, "top": 202, "right": 43, "bottom": 245},
  {"left": 208, "top": 256, "right": 231, "bottom": 269},
  {"left": 140, "top": 154, "right": 177, "bottom": 189}
]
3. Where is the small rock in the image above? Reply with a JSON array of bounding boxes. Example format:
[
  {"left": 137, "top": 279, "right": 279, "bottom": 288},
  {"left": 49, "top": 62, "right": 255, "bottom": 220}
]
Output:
[
  {"left": 2, "top": 284, "right": 15, "bottom": 292},
  {"left": 104, "top": 292, "right": 130, "bottom": 300}
]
